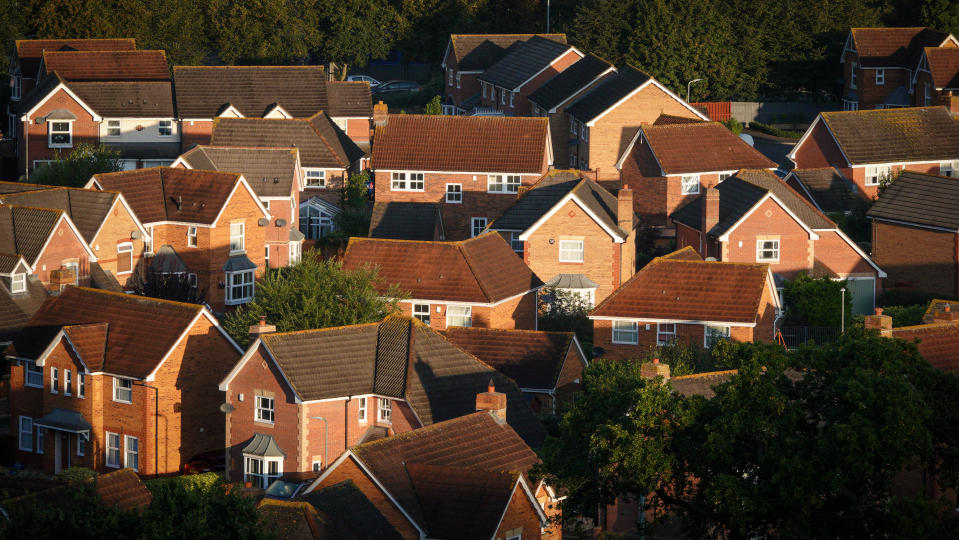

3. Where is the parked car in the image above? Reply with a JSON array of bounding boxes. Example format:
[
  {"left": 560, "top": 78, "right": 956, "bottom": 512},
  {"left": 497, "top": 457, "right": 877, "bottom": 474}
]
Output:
[
  {"left": 346, "top": 74, "right": 381, "bottom": 87},
  {"left": 372, "top": 80, "right": 422, "bottom": 94}
]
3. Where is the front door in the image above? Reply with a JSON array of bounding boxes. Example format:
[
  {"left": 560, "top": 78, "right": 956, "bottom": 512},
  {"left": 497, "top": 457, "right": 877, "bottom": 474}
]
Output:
[{"left": 54, "top": 432, "right": 70, "bottom": 474}]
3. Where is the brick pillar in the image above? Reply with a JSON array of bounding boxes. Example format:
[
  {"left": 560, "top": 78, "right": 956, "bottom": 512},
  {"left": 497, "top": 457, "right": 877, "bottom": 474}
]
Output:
[
  {"left": 373, "top": 101, "right": 388, "bottom": 127},
  {"left": 475, "top": 380, "right": 507, "bottom": 424},
  {"left": 863, "top": 308, "right": 893, "bottom": 336},
  {"left": 640, "top": 358, "right": 670, "bottom": 382},
  {"left": 703, "top": 187, "right": 719, "bottom": 234}
]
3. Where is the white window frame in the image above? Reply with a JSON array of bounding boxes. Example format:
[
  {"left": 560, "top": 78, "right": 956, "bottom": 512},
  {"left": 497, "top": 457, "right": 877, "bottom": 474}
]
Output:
[
  {"left": 300, "top": 203, "right": 334, "bottom": 240},
  {"left": 358, "top": 397, "right": 367, "bottom": 423},
  {"left": 509, "top": 91, "right": 515, "bottom": 107},
  {"left": 187, "top": 225, "right": 197, "bottom": 247},
  {"left": 230, "top": 222, "right": 245, "bottom": 254},
  {"left": 65, "top": 369, "right": 72, "bottom": 396},
  {"left": 391, "top": 171, "right": 425, "bottom": 191},
  {"left": 448, "top": 68, "right": 454, "bottom": 86},
  {"left": 24, "top": 361, "right": 42, "bottom": 388},
  {"left": 11, "top": 76, "right": 21, "bottom": 100},
  {"left": 718, "top": 173, "right": 732, "bottom": 182},
  {"left": 378, "top": 398, "right": 392, "bottom": 423},
  {"left": 500, "top": 88, "right": 506, "bottom": 105},
  {"left": 36, "top": 426, "right": 44, "bottom": 454},
  {"left": 188, "top": 273, "right": 197, "bottom": 288},
  {"left": 413, "top": 303, "right": 430, "bottom": 325},
  {"left": 78, "top": 372, "right": 85, "bottom": 398},
  {"left": 657, "top": 323, "right": 677, "bottom": 346},
  {"left": 445, "top": 183, "right": 462, "bottom": 203},
  {"left": 705, "top": 325, "right": 731, "bottom": 348},
  {"left": 304, "top": 168, "right": 326, "bottom": 188},
  {"left": 487, "top": 174, "right": 521, "bottom": 194},
  {"left": 145, "top": 225, "right": 154, "bottom": 254},
  {"left": 941, "top": 161, "right": 959, "bottom": 177},
  {"left": 471, "top": 217, "right": 487, "bottom": 237},
  {"left": 106, "top": 431, "right": 121, "bottom": 467},
  {"left": 864, "top": 165, "right": 891, "bottom": 186},
  {"left": 289, "top": 242, "right": 301, "bottom": 265},
  {"left": 158, "top": 120, "right": 173, "bottom": 137},
  {"left": 580, "top": 123, "right": 588, "bottom": 141},
  {"left": 509, "top": 232, "right": 523, "bottom": 254},
  {"left": 77, "top": 434, "right": 86, "bottom": 456},
  {"left": 456, "top": 72, "right": 461, "bottom": 89},
  {"left": 264, "top": 245, "right": 270, "bottom": 268},
  {"left": 226, "top": 269, "right": 255, "bottom": 305},
  {"left": 116, "top": 242, "right": 133, "bottom": 275},
  {"left": 756, "top": 239, "right": 780, "bottom": 262},
  {"left": 51, "top": 367, "right": 58, "bottom": 394},
  {"left": 843, "top": 99, "right": 859, "bottom": 111},
  {"left": 875, "top": 68, "right": 884, "bottom": 86},
  {"left": 312, "top": 459, "right": 322, "bottom": 472},
  {"left": 64, "top": 261, "right": 79, "bottom": 286},
  {"left": 850, "top": 62, "right": 858, "bottom": 89},
  {"left": 113, "top": 377, "right": 133, "bottom": 403},
  {"left": 18, "top": 416, "right": 32, "bottom": 451},
  {"left": 570, "top": 119, "right": 577, "bottom": 135},
  {"left": 612, "top": 321, "right": 639, "bottom": 345},
  {"left": 559, "top": 240, "right": 584, "bottom": 263},
  {"left": 124, "top": 435, "right": 139, "bottom": 471},
  {"left": 106, "top": 119, "right": 121, "bottom": 137},
  {"left": 447, "top": 305, "right": 472, "bottom": 327},
  {"left": 681, "top": 175, "right": 700, "bottom": 195},
  {"left": 48, "top": 120, "right": 73, "bottom": 148},
  {"left": 11, "top": 272, "right": 26, "bottom": 293},
  {"left": 244, "top": 456, "right": 282, "bottom": 489},
  {"left": 255, "top": 395, "right": 275, "bottom": 423}
]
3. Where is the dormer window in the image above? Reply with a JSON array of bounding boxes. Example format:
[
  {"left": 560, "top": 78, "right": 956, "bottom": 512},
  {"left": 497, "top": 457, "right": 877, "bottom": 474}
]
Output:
[
  {"left": 48, "top": 121, "right": 72, "bottom": 148},
  {"left": 10, "top": 272, "right": 25, "bottom": 293}
]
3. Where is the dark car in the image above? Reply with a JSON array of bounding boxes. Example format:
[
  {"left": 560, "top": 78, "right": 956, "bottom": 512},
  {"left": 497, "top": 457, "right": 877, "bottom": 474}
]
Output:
[{"left": 372, "top": 80, "right": 422, "bottom": 94}]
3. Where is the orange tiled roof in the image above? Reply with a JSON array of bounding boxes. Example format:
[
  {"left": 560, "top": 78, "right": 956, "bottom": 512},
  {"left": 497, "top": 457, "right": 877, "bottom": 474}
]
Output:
[
  {"left": 41, "top": 50, "right": 169, "bottom": 81},
  {"left": 850, "top": 27, "right": 951, "bottom": 68},
  {"left": 925, "top": 47, "right": 959, "bottom": 89},
  {"left": 893, "top": 322, "right": 959, "bottom": 373},
  {"left": 95, "top": 469, "right": 153, "bottom": 512},
  {"left": 632, "top": 122, "right": 776, "bottom": 175},
  {"left": 16, "top": 39, "right": 136, "bottom": 59}
]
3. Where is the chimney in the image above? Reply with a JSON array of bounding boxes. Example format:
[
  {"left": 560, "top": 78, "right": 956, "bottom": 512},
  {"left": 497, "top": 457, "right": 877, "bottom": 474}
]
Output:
[
  {"left": 864, "top": 308, "right": 893, "bottom": 337},
  {"left": 618, "top": 184, "right": 633, "bottom": 232},
  {"left": 475, "top": 379, "right": 507, "bottom": 424},
  {"left": 703, "top": 187, "right": 719, "bottom": 233},
  {"left": 933, "top": 303, "right": 959, "bottom": 324},
  {"left": 248, "top": 316, "right": 276, "bottom": 343},
  {"left": 640, "top": 358, "right": 670, "bottom": 382},
  {"left": 373, "top": 101, "right": 388, "bottom": 126},
  {"left": 47, "top": 264, "right": 76, "bottom": 294}
]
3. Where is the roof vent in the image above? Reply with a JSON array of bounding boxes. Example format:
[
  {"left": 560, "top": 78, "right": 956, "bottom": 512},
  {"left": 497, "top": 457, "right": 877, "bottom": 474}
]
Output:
[{"left": 274, "top": 177, "right": 279, "bottom": 184}]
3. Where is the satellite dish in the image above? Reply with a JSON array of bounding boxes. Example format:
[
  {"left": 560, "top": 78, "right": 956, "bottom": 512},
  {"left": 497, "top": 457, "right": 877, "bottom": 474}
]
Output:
[
  {"left": 219, "top": 403, "right": 235, "bottom": 414},
  {"left": 257, "top": 218, "right": 269, "bottom": 227},
  {"left": 130, "top": 231, "right": 140, "bottom": 239},
  {"left": 275, "top": 218, "right": 287, "bottom": 227}
]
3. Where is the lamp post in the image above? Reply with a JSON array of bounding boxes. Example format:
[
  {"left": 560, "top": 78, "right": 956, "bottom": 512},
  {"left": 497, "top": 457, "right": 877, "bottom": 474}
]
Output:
[
  {"left": 309, "top": 416, "right": 328, "bottom": 471},
  {"left": 840, "top": 287, "right": 846, "bottom": 334},
  {"left": 687, "top": 78, "right": 704, "bottom": 102},
  {"left": 546, "top": 0, "right": 550, "bottom": 32}
]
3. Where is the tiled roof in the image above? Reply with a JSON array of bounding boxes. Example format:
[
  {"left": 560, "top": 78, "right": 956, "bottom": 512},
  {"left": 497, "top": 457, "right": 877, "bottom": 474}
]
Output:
[
  {"left": 478, "top": 35, "right": 574, "bottom": 91},
  {"left": 0, "top": 181, "right": 48, "bottom": 194},
  {"left": 256, "top": 500, "right": 321, "bottom": 540},
  {"left": 41, "top": 50, "right": 169, "bottom": 81},
  {"left": 660, "top": 245, "right": 703, "bottom": 262},
  {"left": 924, "top": 47, "right": 959, "bottom": 90},
  {"left": 178, "top": 146, "right": 299, "bottom": 198},
  {"left": 303, "top": 480, "right": 403, "bottom": 540},
  {"left": 0, "top": 188, "right": 118, "bottom": 243},
  {"left": 91, "top": 167, "right": 243, "bottom": 225},
  {"left": 654, "top": 113, "right": 707, "bottom": 125},
  {"left": 370, "top": 115, "right": 548, "bottom": 174},
  {"left": 95, "top": 469, "right": 153, "bottom": 512},
  {"left": 867, "top": 171, "right": 959, "bottom": 230},
  {"left": 566, "top": 65, "right": 652, "bottom": 123},
  {"left": 211, "top": 113, "right": 365, "bottom": 169},
  {"left": 8, "top": 287, "right": 204, "bottom": 379},
  {"left": 787, "top": 167, "right": 865, "bottom": 214},
  {"left": 442, "top": 327, "right": 576, "bottom": 389},
  {"left": 850, "top": 27, "right": 951, "bottom": 68},
  {"left": 16, "top": 39, "right": 137, "bottom": 59},
  {"left": 818, "top": 106, "right": 959, "bottom": 165},
  {"left": 0, "top": 205, "right": 64, "bottom": 265},
  {"left": 893, "top": 322, "right": 959, "bottom": 373},
  {"left": 0, "top": 274, "right": 47, "bottom": 342},
  {"left": 173, "top": 66, "right": 372, "bottom": 118},
  {"left": 449, "top": 34, "right": 567, "bottom": 71},
  {"left": 632, "top": 122, "right": 776, "bottom": 174},
  {"left": 68, "top": 81, "right": 174, "bottom": 117},
  {"left": 922, "top": 299, "right": 958, "bottom": 324},
  {"left": 670, "top": 370, "right": 736, "bottom": 398},
  {"left": 368, "top": 202, "right": 444, "bottom": 240},
  {"left": 590, "top": 253, "right": 769, "bottom": 324},
  {"left": 342, "top": 233, "right": 543, "bottom": 303},
  {"left": 62, "top": 323, "right": 108, "bottom": 371},
  {"left": 528, "top": 54, "right": 614, "bottom": 112}
]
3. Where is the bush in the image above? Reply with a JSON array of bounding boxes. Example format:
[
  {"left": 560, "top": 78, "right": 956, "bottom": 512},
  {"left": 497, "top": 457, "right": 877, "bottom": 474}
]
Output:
[
  {"left": 57, "top": 466, "right": 98, "bottom": 483},
  {"left": 538, "top": 287, "right": 593, "bottom": 348},
  {"left": 723, "top": 117, "right": 743, "bottom": 135},
  {"left": 881, "top": 305, "right": 928, "bottom": 327},
  {"left": 748, "top": 121, "right": 803, "bottom": 139},
  {"left": 782, "top": 272, "right": 851, "bottom": 327}
]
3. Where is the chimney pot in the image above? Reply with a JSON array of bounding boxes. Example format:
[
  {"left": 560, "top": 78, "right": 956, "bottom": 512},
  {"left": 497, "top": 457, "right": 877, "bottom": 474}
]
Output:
[
  {"left": 476, "top": 383, "right": 507, "bottom": 424},
  {"left": 248, "top": 316, "right": 276, "bottom": 343},
  {"left": 933, "top": 303, "right": 959, "bottom": 323},
  {"left": 864, "top": 310, "right": 893, "bottom": 337},
  {"left": 653, "top": 358, "right": 659, "bottom": 364},
  {"left": 373, "top": 101, "right": 389, "bottom": 127},
  {"left": 641, "top": 359, "right": 670, "bottom": 382},
  {"left": 946, "top": 304, "right": 951, "bottom": 313}
]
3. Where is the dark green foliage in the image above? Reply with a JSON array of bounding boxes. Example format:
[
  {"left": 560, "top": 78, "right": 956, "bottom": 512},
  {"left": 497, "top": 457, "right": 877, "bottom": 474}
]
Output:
[
  {"left": 327, "top": 171, "right": 372, "bottom": 241},
  {"left": 827, "top": 197, "right": 872, "bottom": 244},
  {"left": 538, "top": 287, "right": 593, "bottom": 349},
  {"left": 129, "top": 271, "right": 208, "bottom": 305},
  {"left": 722, "top": 117, "right": 743, "bottom": 136},
  {"left": 921, "top": 0, "right": 959, "bottom": 36},
  {"left": 880, "top": 288, "right": 958, "bottom": 308},
  {"left": 27, "top": 144, "right": 122, "bottom": 187},
  {"left": 747, "top": 121, "right": 803, "bottom": 139},
  {"left": 881, "top": 304, "right": 928, "bottom": 327},
  {"left": 782, "top": 272, "right": 851, "bottom": 327},
  {"left": 56, "top": 466, "right": 98, "bottom": 483}
]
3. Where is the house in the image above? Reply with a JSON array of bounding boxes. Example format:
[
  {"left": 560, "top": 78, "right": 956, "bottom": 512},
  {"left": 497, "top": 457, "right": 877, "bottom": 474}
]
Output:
[
  {"left": 7, "top": 287, "right": 243, "bottom": 476},
  {"left": 173, "top": 66, "right": 373, "bottom": 148},
  {"left": 218, "top": 315, "right": 547, "bottom": 485},
  {"left": 616, "top": 121, "right": 777, "bottom": 226},
  {"left": 671, "top": 169, "right": 885, "bottom": 314},
  {"left": 564, "top": 65, "right": 707, "bottom": 179},
  {"left": 210, "top": 113, "right": 365, "bottom": 210},
  {"left": 303, "top": 480, "right": 404, "bottom": 539},
  {"left": 370, "top": 113, "right": 551, "bottom": 239},
  {"left": 867, "top": 171, "right": 959, "bottom": 296},
  {"left": 788, "top": 107, "right": 959, "bottom": 199},
  {"left": 840, "top": 27, "right": 957, "bottom": 110},
  {"left": 174, "top": 146, "right": 305, "bottom": 267},
  {"left": 0, "top": 204, "right": 96, "bottom": 289},
  {"left": 528, "top": 53, "right": 615, "bottom": 167},
  {"left": 368, "top": 202, "right": 445, "bottom": 240},
  {"left": 341, "top": 233, "right": 544, "bottom": 330},
  {"left": 589, "top": 248, "right": 780, "bottom": 361},
  {"left": 476, "top": 35, "right": 583, "bottom": 116},
  {"left": 87, "top": 167, "right": 270, "bottom": 311},
  {"left": 442, "top": 327, "right": 588, "bottom": 414},
  {"left": 785, "top": 167, "right": 868, "bottom": 215},
  {"left": 489, "top": 170, "right": 637, "bottom": 305},
  {"left": 441, "top": 33, "right": 567, "bottom": 115},
  {"left": 913, "top": 47, "right": 959, "bottom": 110},
  {"left": 300, "top": 409, "right": 550, "bottom": 540}
]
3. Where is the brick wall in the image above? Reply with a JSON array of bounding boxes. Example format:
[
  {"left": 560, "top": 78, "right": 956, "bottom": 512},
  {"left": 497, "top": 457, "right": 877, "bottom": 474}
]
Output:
[
  {"left": 494, "top": 484, "right": 543, "bottom": 540},
  {"left": 856, "top": 66, "right": 912, "bottom": 110},
  {"left": 847, "top": 162, "right": 941, "bottom": 200},
  {"left": 34, "top": 219, "right": 91, "bottom": 287},
  {"left": 812, "top": 229, "right": 878, "bottom": 277},
  {"left": 544, "top": 75, "right": 610, "bottom": 168},
  {"left": 872, "top": 220, "right": 958, "bottom": 295},
  {"left": 722, "top": 197, "right": 814, "bottom": 279},
  {"left": 180, "top": 120, "right": 213, "bottom": 150},
  {"left": 490, "top": 291, "right": 537, "bottom": 330},
  {"left": 675, "top": 222, "right": 703, "bottom": 253},
  {"left": 791, "top": 121, "right": 846, "bottom": 170},
  {"left": 91, "top": 199, "right": 147, "bottom": 289},
  {"left": 593, "top": 319, "right": 763, "bottom": 361},
  {"left": 23, "top": 88, "right": 99, "bottom": 175},
  {"left": 553, "top": 343, "right": 585, "bottom": 411}
]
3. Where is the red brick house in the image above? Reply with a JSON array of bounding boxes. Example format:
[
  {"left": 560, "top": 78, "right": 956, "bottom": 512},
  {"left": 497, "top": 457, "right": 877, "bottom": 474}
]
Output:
[
  {"left": 840, "top": 27, "right": 957, "bottom": 111},
  {"left": 7, "top": 287, "right": 243, "bottom": 476},
  {"left": 7, "top": 39, "right": 137, "bottom": 104},
  {"left": 173, "top": 66, "right": 373, "bottom": 148},
  {"left": 0, "top": 204, "right": 96, "bottom": 288},
  {"left": 443, "top": 326, "right": 588, "bottom": 414},
  {"left": 616, "top": 121, "right": 777, "bottom": 226},
  {"left": 87, "top": 167, "right": 270, "bottom": 311},
  {"left": 370, "top": 114, "right": 551, "bottom": 240},
  {"left": 476, "top": 35, "right": 582, "bottom": 116},
  {"left": 218, "top": 316, "right": 546, "bottom": 485},
  {"left": 788, "top": 107, "right": 959, "bottom": 199},
  {"left": 589, "top": 248, "right": 780, "bottom": 361},
  {"left": 785, "top": 167, "right": 869, "bottom": 215},
  {"left": 342, "top": 233, "right": 544, "bottom": 330},
  {"left": 671, "top": 169, "right": 885, "bottom": 314},
  {"left": 912, "top": 46, "right": 959, "bottom": 111},
  {"left": 441, "top": 33, "right": 566, "bottom": 115},
  {"left": 490, "top": 170, "right": 637, "bottom": 305},
  {"left": 565, "top": 65, "right": 707, "bottom": 180}
]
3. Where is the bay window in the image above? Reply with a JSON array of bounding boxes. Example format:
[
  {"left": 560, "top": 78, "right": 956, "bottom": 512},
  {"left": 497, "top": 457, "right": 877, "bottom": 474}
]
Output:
[{"left": 245, "top": 456, "right": 282, "bottom": 488}]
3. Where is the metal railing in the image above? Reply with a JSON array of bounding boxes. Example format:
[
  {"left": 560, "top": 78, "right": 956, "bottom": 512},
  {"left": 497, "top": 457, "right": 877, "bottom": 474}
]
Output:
[{"left": 776, "top": 326, "right": 842, "bottom": 349}]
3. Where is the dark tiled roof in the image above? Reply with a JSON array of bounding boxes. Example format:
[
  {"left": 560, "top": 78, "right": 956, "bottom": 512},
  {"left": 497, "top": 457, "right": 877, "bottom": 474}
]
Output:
[
  {"left": 16, "top": 39, "right": 137, "bottom": 60},
  {"left": 590, "top": 254, "right": 770, "bottom": 324},
  {"left": 787, "top": 167, "right": 864, "bottom": 214},
  {"left": 893, "top": 322, "right": 959, "bottom": 373},
  {"left": 633, "top": 122, "right": 776, "bottom": 174},
  {"left": 0, "top": 188, "right": 118, "bottom": 243},
  {"left": 91, "top": 167, "right": 244, "bottom": 225},
  {"left": 819, "top": 107, "right": 959, "bottom": 165},
  {"left": 178, "top": 146, "right": 299, "bottom": 198},
  {"left": 0, "top": 181, "right": 48, "bottom": 194},
  {"left": 924, "top": 47, "right": 959, "bottom": 90},
  {"left": 342, "top": 233, "right": 543, "bottom": 303},
  {"left": 528, "top": 54, "right": 614, "bottom": 111},
  {"left": 368, "top": 202, "right": 444, "bottom": 240},
  {"left": 443, "top": 327, "right": 576, "bottom": 389},
  {"left": 62, "top": 323, "right": 108, "bottom": 371},
  {"left": 654, "top": 113, "right": 707, "bottom": 125},
  {"left": 256, "top": 500, "right": 321, "bottom": 540},
  {"left": 867, "top": 171, "right": 959, "bottom": 230},
  {"left": 449, "top": 34, "right": 567, "bottom": 71},
  {"left": 95, "top": 469, "right": 153, "bottom": 512},
  {"left": 42, "top": 50, "right": 169, "bottom": 81},
  {"left": 371, "top": 115, "right": 548, "bottom": 174},
  {"left": 68, "top": 81, "right": 174, "bottom": 117},
  {"left": 670, "top": 370, "right": 736, "bottom": 398},
  {"left": 0, "top": 275, "right": 47, "bottom": 342},
  {"left": 0, "top": 206, "right": 64, "bottom": 265},
  {"left": 544, "top": 273, "right": 600, "bottom": 289},
  {"left": 566, "top": 65, "right": 652, "bottom": 123},
  {"left": 477, "top": 36, "right": 574, "bottom": 91},
  {"left": 211, "top": 113, "right": 365, "bottom": 169},
  {"left": 14, "top": 72, "right": 63, "bottom": 115},
  {"left": 660, "top": 245, "right": 703, "bottom": 261},
  {"left": 304, "top": 480, "right": 404, "bottom": 540},
  {"left": 850, "top": 27, "right": 951, "bottom": 68}
]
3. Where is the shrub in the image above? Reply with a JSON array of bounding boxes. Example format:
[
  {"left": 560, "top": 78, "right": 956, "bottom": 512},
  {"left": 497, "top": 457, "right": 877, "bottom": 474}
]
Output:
[
  {"left": 782, "top": 272, "right": 851, "bottom": 327},
  {"left": 748, "top": 121, "right": 803, "bottom": 139},
  {"left": 881, "top": 304, "right": 928, "bottom": 327}
]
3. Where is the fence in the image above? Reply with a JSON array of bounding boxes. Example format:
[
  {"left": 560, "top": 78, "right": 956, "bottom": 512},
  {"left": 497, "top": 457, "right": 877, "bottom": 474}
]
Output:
[
  {"left": 693, "top": 101, "right": 841, "bottom": 129},
  {"left": 776, "top": 326, "right": 842, "bottom": 349}
]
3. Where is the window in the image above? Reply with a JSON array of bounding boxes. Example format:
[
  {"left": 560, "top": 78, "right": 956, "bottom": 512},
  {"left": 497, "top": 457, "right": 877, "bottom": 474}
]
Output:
[
  {"left": 305, "top": 169, "right": 326, "bottom": 187},
  {"left": 875, "top": 69, "right": 884, "bottom": 85},
  {"left": 471, "top": 217, "right": 487, "bottom": 237},
  {"left": 559, "top": 240, "right": 584, "bottom": 263},
  {"left": 488, "top": 174, "right": 521, "bottom": 194},
  {"left": 925, "top": 83, "right": 932, "bottom": 106},
  {"left": 850, "top": 62, "right": 858, "bottom": 89},
  {"left": 864, "top": 165, "right": 890, "bottom": 186},
  {"left": 445, "top": 183, "right": 462, "bottom": 203},
  {"left": 705, "top": 325, "right": 730, "bottom": 348},
  {"left": 718, "top": 173, "right": 732, "bottom": 182},
  {"left": 106, "top": 432, "right": 121, "bottom": 467},
  {"left": 358, "top": 397, "right": 367, "bottom": 422},
  {"left": 51, "top": 367, "right": 59, "bottom": 394},
  {"left": 226, "top": 269, "right": 255, "bottom": 304},
  {"left": 245, "top": 456, "right": 282, "bottom": 488},
  {"left": 289, "top": 242, "right": 301, "bottom": 265},
  {"left": 448, "top": 68, "right": 453, "bottom": 86},
  {"left": 158, "top": 120, "right": 172, "bottom": 136},
  {"left": 312, "top": 460, "right": 322, "bottom": 472},
  {"left": 79, "top": 372, "right": 85, "bottom": 398},
  {"left": 509, "top": 91, "right": 515, "bottom": 107},
  {"left": 64, "top": 261, "right": 79, "bottom": 286},
  {"left": 230, "top": 222, "right": 245, "bottom": 253},
  {"left": 843, "top": 99, "right": 859, "bottom": 111},
  {"left": 300, "top": 204, "right": 334, "bottom": 239},
  {"left": 264, "top": 246, "right": 272, "bottom": 269},
  {"left": 117, "top": 242, "right": 132, "bottom": 274},
  {"left": 580, "top": 123, "right": 588, "bottom": 141},
  {"left": 570, "top": 119, "right": 577, "bottom": 135},
  {"left": 681, "top": 175, "right": 700, "bottom": 195},
  {"left": 125, "top": 435, "right": 139, "bottom": 471},
  {"left": 36, "top": 427, "right": 44, "bottom": 454},
  {"left": 378, "top": 398, "right": 392, "bottom": 422},
  {"left": 500, "top": 88, "right": 506, "bottom": 105},
  {"left": 447, "top": 305, "right": 472, "bottom": 327},
  {"left": 612, "top": 321, "right": 639, "bottom": 344},
  {"left": 11, "top": 272, "right": 26, "bottom": 293},
  {"left": 509, "top": 232, "right": 523, "bottom": 254},
  {"left": 482, "top": 82, "right": 487, "bottom": 99},
  {"left": 256, "top": 395, "right": 274, "bottom": 423},
  {"left": 11, "top": 76, "right": 21, "bottom": 100},
  {"left": 145, "top": 225, "right": 153, "bottom": 254},
  {"left": 657, "top": 323, "right": 676, "bottom": 346},
  {"left": 413, "top": 303, "right": 430, "bottom": 325},
  {"left": 106, "top": 119, "right": 121, "bottom": 137},
  {"left": 24, "top": 361, "right": 42, "bottom": 388},
  {"left": 18, "top": 417, "right": 32, "bottom": 451},
  {"left": 456, "top": 72, "right": 461, "bottom": 89},
  {"left": 756, "top": 239, "right": 780, "bottom": 262},
  {"left": 77, "top": 434, "right": 86, "bottom": 456},
  {"left": 65, "top": 370, "right": 72, "bottom": 396},
  {"left": 187, "top": 226, "right": 197, "bottom": 247},
  {"left": 113, "top": 377, "right": 133, "bottom": 403},
  {"left": 391, "top": 172, "right": 424, "bottom": 191},
  {"left": 942, "top": 161, "right": 959, "bottom": 177},
  {"left": 188, "top": 273, "right": 197, "bottom": 287},
  {"left": 49, "top": 121, "right": 72, "bottom": 147}
]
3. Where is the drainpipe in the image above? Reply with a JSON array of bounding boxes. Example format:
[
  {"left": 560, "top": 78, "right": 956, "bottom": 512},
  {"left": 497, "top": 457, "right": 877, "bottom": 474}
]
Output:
[{"left": 134, "top": 381, "right": 159, "bottom": 476}]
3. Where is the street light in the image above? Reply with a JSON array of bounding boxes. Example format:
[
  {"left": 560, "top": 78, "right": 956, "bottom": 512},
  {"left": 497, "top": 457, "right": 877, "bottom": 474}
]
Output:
[
  {"left": 687, "top": 78, "right": 704, "bottom": 102},
  {"left": 840, "top": 287, "right": 846, "bottom": 334},
  {"left": 309, "top": 416, "right": 328, "bottom": 471}
]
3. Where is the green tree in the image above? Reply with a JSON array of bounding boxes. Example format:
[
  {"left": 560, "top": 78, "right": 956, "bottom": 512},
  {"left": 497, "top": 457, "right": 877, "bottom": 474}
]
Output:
[
  {"left": 538, "top": 287, "right": 593, "bottom": 349},
  {"left": 328, "top": 171, "right": 372, "bottom": 241},
  {"left": 222, "top": 253, "right": 405, "bottom": 346},
  {"left": 130, "top": 271, "right": 208, "bottom": 305},
  {"left": 424, "top": 94, "right": 443, "bottom": 115},
  {"left": 28, "top": 143, "right": 122, "bottom": 187},
  {"left": 782, "top": 271, "right": 851, "bottom": 327},
  {"left": 922, "top": 0, "right": 959, "bottom": 36}
]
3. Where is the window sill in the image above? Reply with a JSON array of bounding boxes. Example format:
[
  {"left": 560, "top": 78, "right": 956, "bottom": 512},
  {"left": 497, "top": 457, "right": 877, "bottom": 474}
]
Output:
[
  {"left": 48, "top": 144, "right": 72, "bottom": 149},
  {"left": 229, "top": 250, "right": 245, "bottom": 256},
  {"left": 225, "top": 298, "right": 253, "bottom": 306},
  {"left": 106, "top": 463, "right": 120, "bottom": 469},
  {"left": 116, "top": 270, "right": 132, "bottom": 276},
  {"left": 112, "top": 398, "right": 132, "bottom": 405},
  {"left": 445, "top": 200, "right": 462, "bottom": 204},
  {"left": 24, "top": 383, "right": 42, "bottom": 389},
  {"left": 254, "top": 419, "right": 274, "bottom": 426},
  {"left": 611, "top": 341, "right": 638, "bottom": 346}
]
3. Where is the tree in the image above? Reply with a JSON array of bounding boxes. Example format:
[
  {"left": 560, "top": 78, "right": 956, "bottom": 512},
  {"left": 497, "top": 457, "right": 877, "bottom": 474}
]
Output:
[
  {"left": 538, "top": 287, "right": 593, "bottom": 348},
  {"left": 781, "top": 272, "right": 851, "bottom": 327},
  {"left": 129, "top": 271, "right": 208, "bottom": 305},
  {"left": 27, "top": 143, "right": 122, "bottom": 187},
  {"left": 424, "top": 94, "right": 443, "bottom": 115},
  {"left": 327, "top": 171, "right": 372, "bottom": 241},
  {"left": 922, "top": 0, "right": 959, "bottom": 36},
  {"left": 222, "top": 253, "right": 406, "bottom": 346}
]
